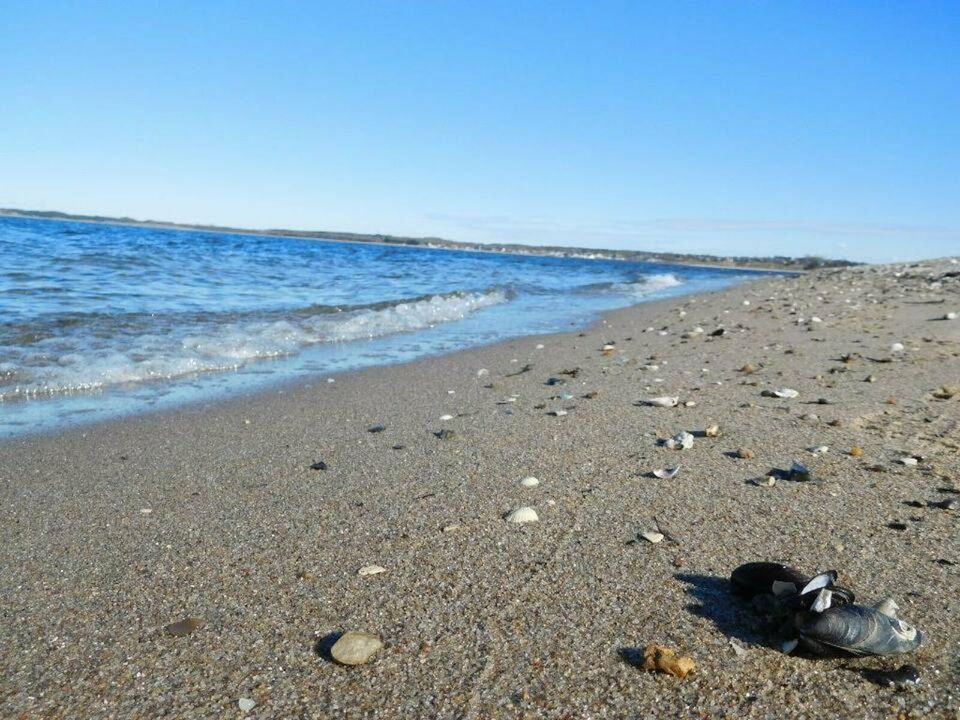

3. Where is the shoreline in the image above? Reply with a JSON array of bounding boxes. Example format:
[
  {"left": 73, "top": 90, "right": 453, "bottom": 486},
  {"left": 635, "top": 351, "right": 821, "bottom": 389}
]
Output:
[{"left": 1, "top": 260, "right": 958, "bottom": 717}]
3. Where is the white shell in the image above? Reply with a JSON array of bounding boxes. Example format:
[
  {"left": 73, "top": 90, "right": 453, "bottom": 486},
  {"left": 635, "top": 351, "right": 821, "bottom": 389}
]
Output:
[
  {"left": 439, "top": 414, "right": 454, "bottom": 421},
  {"left": 519, "top": 476, "right": 540, "bottom": 488},
  {"left": 640, "top": 531, "right": 664, "bottom": 544},
  {"left": 773, "top": 388, "right": 799, "bottom": 398},
  {"left": 945, "top": 311, "right": 958, "bottom": 320},
  {"left": 643, "top": 396, "right": 679, "bottom": 408},
  {"left": 506, "top": 506, "right": 539, "bottom": 523},
  {"left": 358, "top": 564, "right": 387, "bottom": 576},
  {"left": 891, "top": 342, "right": 905, "bottom": 352},
  {"left": 551, "top": 409, "right": 568, "bottom": 417},
  {"left": 652, "top": 466, "right": 680, "bottom": 479},
  {"left": 666, "top": 431, "right": 694, "bottom": 450},
  {"left": 900, "top": 457, "right": 918, "bottom": 466}
]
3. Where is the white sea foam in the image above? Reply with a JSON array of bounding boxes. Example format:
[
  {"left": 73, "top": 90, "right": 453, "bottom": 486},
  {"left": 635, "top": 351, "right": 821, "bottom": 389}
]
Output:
[
  {"left": 0, "top": 290, "right": 507, "bottom": 400},
  {"left": 612, "top": 273, "right": 683, "bottom": 296}
]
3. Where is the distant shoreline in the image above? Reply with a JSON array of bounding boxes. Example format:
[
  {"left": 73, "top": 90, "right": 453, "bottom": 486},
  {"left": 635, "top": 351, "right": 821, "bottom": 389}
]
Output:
[{"left": 0, "top": 208, "right": 854, "bottom": 272}]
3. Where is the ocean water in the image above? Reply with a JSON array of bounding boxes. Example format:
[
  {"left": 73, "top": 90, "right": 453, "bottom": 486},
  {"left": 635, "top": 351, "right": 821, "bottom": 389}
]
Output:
[{"left": 0, "top": 216, "right": 769, "bottom": 437}]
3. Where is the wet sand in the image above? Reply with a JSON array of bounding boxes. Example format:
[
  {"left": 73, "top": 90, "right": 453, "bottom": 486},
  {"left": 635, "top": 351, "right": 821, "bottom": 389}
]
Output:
[{"left": 1, "top": 259, "right": 958, "bottom": 719}]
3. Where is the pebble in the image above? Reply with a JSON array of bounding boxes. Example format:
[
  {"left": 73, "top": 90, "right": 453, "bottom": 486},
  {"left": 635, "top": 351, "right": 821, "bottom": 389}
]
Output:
[
  {"left": 238, "top": 698, "right": 256, "bottom": 712},
  {"left": 330, "top": 631, "right": 384, "bottom": 665},
  {"left": 519, "top": 476, "right": 540, "bottom": 488},
  {"left": 310, "top": 461, "right": 328, "bottom": 471},
  {"left": 849, "top": 446, "right": 863, "bottom": 457},
  {"left": 551, "top": 409, "right": 568, "bottom": 417},
  {"left": 439, "top": 414, "right": 454, "bottom": 421},
  {"left": 165, "top": 617, "right": 202, "bottom": 636},
  {"left": 704, "top": 424, "right": 720, "bottom": 437},
  {"left": 640, "top": 531, "right": 665, "bottom": 544},
  {"left": 506, "top": 506, "right": 539, "bottom": 523},
  {"left": 435, "top": 429, "right": 456, "bottom": 440},
  {"left": 736, "top": 447, "right": 755, "bottom": 459},
  {"left": 945, "top": 311, "right": 958, "bottom": 320},
  {"left": 900, "top": 457, "right": 918, "bottom": 466}
]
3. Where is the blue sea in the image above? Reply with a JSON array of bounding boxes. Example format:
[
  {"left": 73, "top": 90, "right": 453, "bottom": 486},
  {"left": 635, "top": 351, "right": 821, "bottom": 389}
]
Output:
[{"left": 0, "top": 216, "right": 768, "bottom": 437}]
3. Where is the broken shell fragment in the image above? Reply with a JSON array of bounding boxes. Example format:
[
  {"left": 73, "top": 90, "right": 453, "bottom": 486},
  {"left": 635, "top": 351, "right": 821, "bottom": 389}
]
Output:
[
  {"left": 642, "top": 396, "right": 679, "bottom": 408},
  {"left": 640, "top": 644, "right": 695, "bottom": 678},
  {"left": 519, "top": 476, "right": 540, "bottom": 488},
  {"left": 640, "top": 531, "right": 665, "bottom": 544},
  {"left": 358, "top": 564, "right": 387, "bottom": 576},
  {"left": 665, "top": 431, "right": 694, "bottom": 450},
  {"left": 762, "top": 388, "right": 799, "bottom": 399},
  {"left": 652, "top": 467, "right": 680, "bottom": 479},
  {"left": 704, "top": 424, "right": 721, "bottom": 437}
]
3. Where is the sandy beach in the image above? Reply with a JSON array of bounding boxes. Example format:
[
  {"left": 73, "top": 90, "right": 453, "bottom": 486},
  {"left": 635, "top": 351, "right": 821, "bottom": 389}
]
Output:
[{"left": 2, "top": 259, "right": 958, "bottom": 719}]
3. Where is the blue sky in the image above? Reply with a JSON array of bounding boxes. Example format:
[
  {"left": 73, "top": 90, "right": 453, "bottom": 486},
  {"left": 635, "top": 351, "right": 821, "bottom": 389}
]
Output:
[{"left": 2, "top": 2, "right": 958, "bottom": 262}]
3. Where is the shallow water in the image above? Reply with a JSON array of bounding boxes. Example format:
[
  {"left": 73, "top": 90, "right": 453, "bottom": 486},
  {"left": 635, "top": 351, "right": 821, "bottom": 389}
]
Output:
[{"left": 0, "top": 216, "right": 769, "bottom": 436}]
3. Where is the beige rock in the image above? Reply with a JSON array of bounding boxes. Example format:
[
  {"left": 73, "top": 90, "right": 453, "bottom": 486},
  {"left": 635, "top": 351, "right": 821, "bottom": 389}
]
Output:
[{"left": 331, "top": 631, "right": 384, "bottom": 665}]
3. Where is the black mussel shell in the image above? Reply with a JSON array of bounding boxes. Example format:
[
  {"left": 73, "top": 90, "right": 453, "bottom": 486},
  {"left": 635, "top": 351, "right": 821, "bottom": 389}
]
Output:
[
  {"left": 797, "top": 604, "right": 923, "bottom": 657},
  {"left": 730, "top": 561, "right": 808, "bottom": 598}
]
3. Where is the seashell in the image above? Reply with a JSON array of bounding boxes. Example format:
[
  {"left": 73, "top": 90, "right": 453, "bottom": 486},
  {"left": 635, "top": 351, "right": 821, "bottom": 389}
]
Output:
[
  {"left": 890, "top": 342, "right": 905, "bottom": 352},
  {"left": 900, "top": 457, "right": 918, "bottom": 466},
  {"left": 739, "top": 363, "right": 757, "bottom": 374},
  {"left": 640, "top": 531, "right": 665, "bottom": 544},
  {"left": 773, "top": 388, "right": 799, "bottom": 398},
  {"left": 505, "top": 506, "right": 539, "bottom": 523},
  {"left": 704, "top": 424, "right": 720, "bottom": 437},
  {"left": 551, "top": 409, "right": 568, "bottom": 417},
  {"left": 519, "top": 476, "right": 540, "bottom": 488},
  {"left": 439, "top": 414, "right": 454, "bottom": 421},
  {"left": 944, "top": 311, "right": 958, "bottom": 320},
  {"left": 730, "top": 562, "right": 807, "bottom": 598},
  {"left": 652, "top": 466, "right": 680, "bottom": 479},
  {"left": 796, "top": 604, "right": 922, "bottom": 657},
  {"left": 665, "top": 431, "right": 694, "bottom": 450},
  {"left": 358, "top": 564, "right": 387, "bottom": 576},
  {"left": 643, "top": 396, "right": 679, "bottom": 408},
  {"left": 811, "top": 445, "right": 829, "bottom": 456},
  {"left": 684, "top": 400, "right": 697, "bottom": 407},
  {"left": 602, "top": 344, "right": 616, "bottom": 351}
]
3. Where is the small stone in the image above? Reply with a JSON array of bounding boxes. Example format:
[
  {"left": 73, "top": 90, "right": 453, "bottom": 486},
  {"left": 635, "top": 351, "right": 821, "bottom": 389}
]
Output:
[
  {"left": 704, "top": 424, "right": 720, "bottom": 437},
  {"left": 640, "top": 531, "right": 665, "bottom": 544},
  {"left": 439, "top": 414, "right": 454, "bottom": 421},
  {"left": 519, "top": 477, "right": 540, "bottom": 488},
  {"left": 358, "top": 564, "right": 387, "bottom": 576},
  {"left": 435, "top": 429, "right": 456, "bottom": 440},
  {"left": 640, "top": 644, "right": 695, "bottom": 678},
  {"left": 739, "top": 363, "right": 757, "bottom": 374},
  {"left": 238, "top": 698, "right": 256, "bottom": 712},
  {"left": 506, "top": 507, "right": 539, "bottom": 524},
  {"left": 296, "top": 570, "right": 314, "bottom": 580},
  {"left": 865, "top": 374, "right": 877, "bottom": 383},
  {"left": 736, "top": 447, "right": 755, "bottom": 459},
  {"left": 330, "top": 631, "right": 384, "bottom": 665},
  {"left": 945, "top": 311, "right": 958, "bottom": 320},
  {"left": 310, "top": 461, "right": 328, "bottom": 471},
  {"left": 551, "top": 409, "right": 568, "bottom": 417},
  {"left": 368, "top": 424, "right": 386, "bottom": 433},
  {"left": 849, "top": 446, "right": 863, "bottom": 457},
  {"left": 900, "top": 457, "right": 918, "bottom": 466},
  {"left": 165, "top": 617, "right": 202, "bottom": 636}
]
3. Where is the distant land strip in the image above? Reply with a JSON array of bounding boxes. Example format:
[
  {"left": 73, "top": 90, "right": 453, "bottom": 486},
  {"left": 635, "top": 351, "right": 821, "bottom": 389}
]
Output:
[{"left": 0, "top": 208, "right": 857, "bottom": 271}]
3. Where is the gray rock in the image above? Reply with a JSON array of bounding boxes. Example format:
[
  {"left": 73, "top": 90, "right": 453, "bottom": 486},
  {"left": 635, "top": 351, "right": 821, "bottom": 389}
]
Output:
[{"left": 331, "top": 631, "right": 384, "bottom": 665}]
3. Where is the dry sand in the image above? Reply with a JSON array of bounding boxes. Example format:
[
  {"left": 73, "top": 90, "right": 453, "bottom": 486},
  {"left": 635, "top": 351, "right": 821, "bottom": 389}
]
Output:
[{"left": 1, "top": 259, "right": 958, "bottom": 719}]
